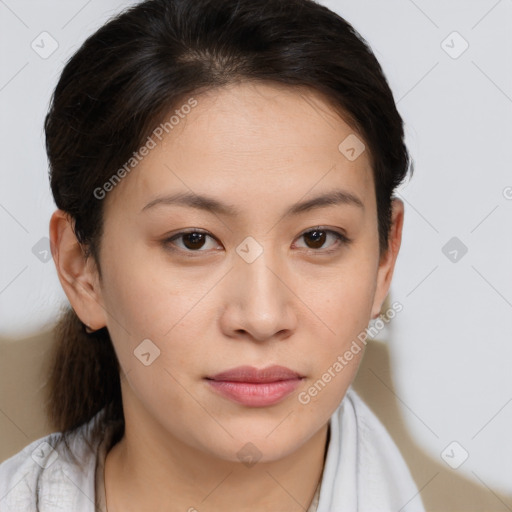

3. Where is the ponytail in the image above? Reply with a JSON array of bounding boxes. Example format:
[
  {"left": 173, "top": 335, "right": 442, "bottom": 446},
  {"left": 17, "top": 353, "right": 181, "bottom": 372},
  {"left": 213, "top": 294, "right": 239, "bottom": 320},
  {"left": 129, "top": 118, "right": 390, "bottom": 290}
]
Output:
[{"left": 45, "top": 306, "right": 124, "bottom": 453}]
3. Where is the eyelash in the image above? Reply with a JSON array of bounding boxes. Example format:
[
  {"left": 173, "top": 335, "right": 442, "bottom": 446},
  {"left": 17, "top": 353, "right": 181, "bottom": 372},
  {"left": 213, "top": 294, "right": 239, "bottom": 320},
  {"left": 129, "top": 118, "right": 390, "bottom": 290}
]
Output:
[{"left": 163, "top": 227, "right": 351, "bottom": 256}]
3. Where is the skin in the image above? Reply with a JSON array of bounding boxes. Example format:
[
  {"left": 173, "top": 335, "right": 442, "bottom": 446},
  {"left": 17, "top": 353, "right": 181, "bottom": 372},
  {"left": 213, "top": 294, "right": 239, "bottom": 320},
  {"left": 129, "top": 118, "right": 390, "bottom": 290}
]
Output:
[{"left": 50, "top": 81, "right": 404, "bottom": 512}]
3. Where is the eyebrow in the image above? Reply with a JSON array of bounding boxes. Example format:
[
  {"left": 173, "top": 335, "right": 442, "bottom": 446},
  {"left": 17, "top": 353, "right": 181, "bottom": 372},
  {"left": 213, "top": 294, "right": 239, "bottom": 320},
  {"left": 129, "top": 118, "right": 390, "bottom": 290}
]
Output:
[{"left": 141, "top": 189, "right": 364, "bottom": 216}]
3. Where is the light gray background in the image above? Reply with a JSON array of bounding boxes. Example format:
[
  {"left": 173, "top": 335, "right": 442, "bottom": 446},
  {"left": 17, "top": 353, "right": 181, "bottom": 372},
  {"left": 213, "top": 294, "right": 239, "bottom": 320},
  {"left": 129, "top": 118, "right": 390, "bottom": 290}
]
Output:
[{"left": 1, "top": 0, "right": 511, "bottom": 500}]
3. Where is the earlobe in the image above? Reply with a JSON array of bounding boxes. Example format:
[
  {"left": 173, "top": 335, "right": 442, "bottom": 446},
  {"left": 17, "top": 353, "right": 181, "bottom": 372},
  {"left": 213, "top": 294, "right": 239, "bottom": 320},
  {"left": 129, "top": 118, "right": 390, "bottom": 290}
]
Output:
[
  {"left": 370, "top": 198, "right": 404, "bottom": 319},
  {"left": 49, "top": 209, "right": 107, "bottom": 331}
]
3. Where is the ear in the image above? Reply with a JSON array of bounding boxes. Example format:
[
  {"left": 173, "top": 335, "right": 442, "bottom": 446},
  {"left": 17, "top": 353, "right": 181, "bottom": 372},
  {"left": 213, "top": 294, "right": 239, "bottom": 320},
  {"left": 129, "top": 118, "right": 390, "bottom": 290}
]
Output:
[
  {"left": 370, "top": 198, "right": 404, "bottom": 319},
  {"left": 49, "top": 209, "right": 107, "bottom": 331}
]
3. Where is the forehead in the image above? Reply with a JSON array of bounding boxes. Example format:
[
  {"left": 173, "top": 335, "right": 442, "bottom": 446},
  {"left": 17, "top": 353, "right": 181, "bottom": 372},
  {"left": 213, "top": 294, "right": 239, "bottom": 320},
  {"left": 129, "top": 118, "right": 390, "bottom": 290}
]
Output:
[{"left": 106, "top": 81, "right": 375, "bottom": 215}]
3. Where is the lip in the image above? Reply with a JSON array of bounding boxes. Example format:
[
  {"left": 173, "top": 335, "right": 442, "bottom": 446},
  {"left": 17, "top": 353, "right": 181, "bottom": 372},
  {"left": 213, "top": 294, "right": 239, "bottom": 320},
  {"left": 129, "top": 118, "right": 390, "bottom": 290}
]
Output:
[
  {"left": 205, "top": 365, "right": 304, "bottom": 407},
  {"left": 207, "top": 365, "right": 303, "bottom": 383}
]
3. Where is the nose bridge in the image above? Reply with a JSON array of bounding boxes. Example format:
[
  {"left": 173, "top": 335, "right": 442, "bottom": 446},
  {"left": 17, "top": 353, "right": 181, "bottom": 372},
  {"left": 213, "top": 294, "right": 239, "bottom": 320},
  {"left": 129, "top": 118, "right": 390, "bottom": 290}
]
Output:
[
  {"left": 237, "top": 237, "right": 282, "bottom": 304},
  {"left": 231, "top": 235, "right": 293, "bottom": 337}
]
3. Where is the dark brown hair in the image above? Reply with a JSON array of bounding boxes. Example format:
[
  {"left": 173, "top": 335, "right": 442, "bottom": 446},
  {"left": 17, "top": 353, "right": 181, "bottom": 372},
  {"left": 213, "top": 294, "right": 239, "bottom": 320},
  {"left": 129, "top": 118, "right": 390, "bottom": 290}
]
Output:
[{"left": 45, "top": 0, "right": 413, "bottom": 453}]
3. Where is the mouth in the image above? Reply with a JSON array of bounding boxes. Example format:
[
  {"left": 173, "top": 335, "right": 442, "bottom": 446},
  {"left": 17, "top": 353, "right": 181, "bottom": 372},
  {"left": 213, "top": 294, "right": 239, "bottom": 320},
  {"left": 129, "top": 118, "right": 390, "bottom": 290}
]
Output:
[
  {"left": 206, "top": 365, "right": 304, "bottom": 383},
  {"left": 204, "top": 365, "right": 304, "bottom": 407}
]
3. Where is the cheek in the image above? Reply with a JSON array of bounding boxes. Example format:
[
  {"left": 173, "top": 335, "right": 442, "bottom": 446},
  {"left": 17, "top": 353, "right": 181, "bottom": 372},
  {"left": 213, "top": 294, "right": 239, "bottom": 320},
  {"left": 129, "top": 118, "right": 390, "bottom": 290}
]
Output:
[
  {"left": 100, "top": 242, "right": 197, "bottom": 332},
  {"left": 98, "top": 247, "right": 216, "bottom": 391},
  {"left": 295, "top": 256, "right": 377, "bottom": 399},
  {"left": 305, "top": 255, "right": 377, "bottom": 336}
]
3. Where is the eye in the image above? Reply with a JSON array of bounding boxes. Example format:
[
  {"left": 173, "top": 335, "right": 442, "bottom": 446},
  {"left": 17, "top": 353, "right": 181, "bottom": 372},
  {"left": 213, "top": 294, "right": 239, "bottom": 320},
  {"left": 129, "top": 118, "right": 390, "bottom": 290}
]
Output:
[
  {"left": 163, "top": 227, "right": 351, "bottom": 255},
  {"left": 164, "top": 229, "right": 221, "bottom": 253},
  {"left": 294, "top": 227, "right": 350, "bottom": 252}
]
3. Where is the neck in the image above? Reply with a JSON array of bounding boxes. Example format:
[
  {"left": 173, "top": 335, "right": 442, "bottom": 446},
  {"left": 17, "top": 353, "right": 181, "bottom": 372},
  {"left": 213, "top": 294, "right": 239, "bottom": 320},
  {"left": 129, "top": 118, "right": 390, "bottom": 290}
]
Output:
[{"left": 104, "top": 406, "right": 330, "bottom": 512}]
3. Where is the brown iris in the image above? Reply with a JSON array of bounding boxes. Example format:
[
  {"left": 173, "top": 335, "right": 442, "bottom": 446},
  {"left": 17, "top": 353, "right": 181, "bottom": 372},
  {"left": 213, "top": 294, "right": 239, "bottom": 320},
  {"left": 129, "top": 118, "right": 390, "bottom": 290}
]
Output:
[
  {"left": 182, "top": 232, "right": 208, "bottom": 250},
  {"left": 303, "top": 230, "right": 327, "bottom": 249}
]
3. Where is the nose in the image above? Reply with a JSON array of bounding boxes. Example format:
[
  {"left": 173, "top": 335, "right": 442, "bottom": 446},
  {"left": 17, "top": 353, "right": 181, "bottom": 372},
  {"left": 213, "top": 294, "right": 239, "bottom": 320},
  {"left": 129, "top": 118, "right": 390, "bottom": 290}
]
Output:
[{"left": 219, "top": 244, "right": 298, "bottom": 342}]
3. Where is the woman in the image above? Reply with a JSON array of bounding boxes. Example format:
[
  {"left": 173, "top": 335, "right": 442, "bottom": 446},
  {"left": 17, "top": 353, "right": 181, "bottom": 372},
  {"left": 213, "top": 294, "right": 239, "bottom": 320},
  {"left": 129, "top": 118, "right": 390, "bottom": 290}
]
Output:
[{"left": 0, "top": 0, "right": 424, "bottom": 510}]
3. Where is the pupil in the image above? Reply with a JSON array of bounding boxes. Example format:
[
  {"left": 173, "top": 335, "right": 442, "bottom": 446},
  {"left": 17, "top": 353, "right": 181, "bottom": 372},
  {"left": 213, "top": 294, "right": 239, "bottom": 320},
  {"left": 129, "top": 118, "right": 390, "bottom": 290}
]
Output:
[
  {"left": 306, "top": 230, "right": 325, "bottom": 249},
  {"left": 184, "top": 233, "right": 205, "bottom": 249}
]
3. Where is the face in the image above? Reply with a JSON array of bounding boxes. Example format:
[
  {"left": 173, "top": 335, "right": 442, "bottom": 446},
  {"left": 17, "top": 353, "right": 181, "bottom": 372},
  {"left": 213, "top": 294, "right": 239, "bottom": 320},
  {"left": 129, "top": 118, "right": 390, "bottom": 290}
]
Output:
[{"left": 63, "top": 81, "right": 402, "bottom": 463}]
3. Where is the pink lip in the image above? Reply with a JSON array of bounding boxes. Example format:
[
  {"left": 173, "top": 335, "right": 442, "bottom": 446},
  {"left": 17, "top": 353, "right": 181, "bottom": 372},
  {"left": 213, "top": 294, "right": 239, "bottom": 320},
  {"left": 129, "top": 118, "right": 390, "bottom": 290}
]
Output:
[{"left": 205, "top": 365, "right": 304, "bottom": 407}]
